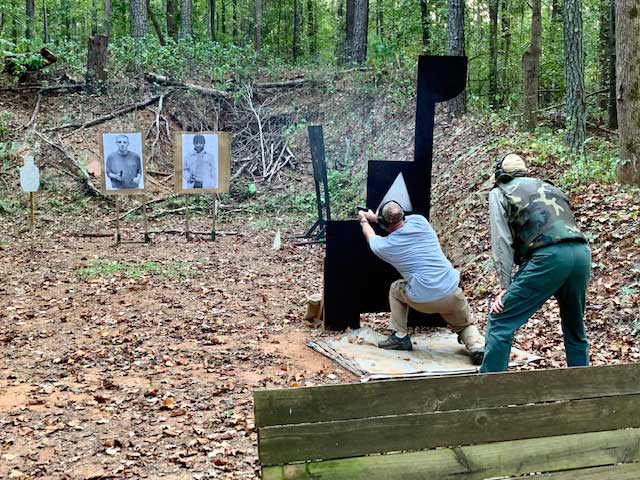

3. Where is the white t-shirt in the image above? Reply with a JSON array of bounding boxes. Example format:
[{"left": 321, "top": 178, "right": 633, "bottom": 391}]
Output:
[{"left": 368, "top": 215, "right": 460, "bottom": 303}]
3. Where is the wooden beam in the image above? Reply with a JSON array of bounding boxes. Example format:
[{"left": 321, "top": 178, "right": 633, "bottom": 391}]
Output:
[
  {"left": 254, "top": 364, "right": 640, "bottom": 427},
  {"left": 534, "top": 463, "right": 640, "bottom": 479},
  {"left": 262, "top": 429, "right": 640, "bottom": 480},
  {"left": 258, "top": 393, "right": 640, "bottom": 465}
]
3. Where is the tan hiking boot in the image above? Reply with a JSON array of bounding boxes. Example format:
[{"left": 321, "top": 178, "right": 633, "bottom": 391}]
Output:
[{"left": 457, "top": 325, "right": 485, "bottom": 366}]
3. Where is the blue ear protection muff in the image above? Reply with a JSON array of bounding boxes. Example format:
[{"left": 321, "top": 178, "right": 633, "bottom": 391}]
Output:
[{"left": 377, "top": 200, "right": 406, "bottom": 230}]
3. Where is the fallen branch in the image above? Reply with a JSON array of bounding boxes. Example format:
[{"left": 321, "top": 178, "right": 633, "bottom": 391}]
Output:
[
  {"left": 145, "top": 73, "right": 231, "bottom": 100},
  {"left": 33, "top": 130, "right": 103, "bottom": 197},
  {"left": 230, "top": 162, "right": 250, "bottom": 182},
  {"left": 151, "top": 94, "right": 165, "bottom": 153},
  {"left": 148, "top": 206, "right": 209, "bottom": 219},
  {"left": 146, "top": 169, "right": 172, "bottom": 176},
  {"left": 147, "top": 229, "right": 240, "bottom": 236},
  {"left": 255, "top": 79, "right": 307, "bottom": 89},
  {"left": 44, "top": 95, "right": 162, "bottom": 134},
  {"left": 588, "top": 122, "right": 618, "bottom": 136},
  {"left": 73, "top": 232, "right": 113, "bottom": 238},
  {"left": 19, "top": 93, "right": 41, "bottom": 130},
  {"left": 0, "top": 83, "right": 86, "bottom": 94}
]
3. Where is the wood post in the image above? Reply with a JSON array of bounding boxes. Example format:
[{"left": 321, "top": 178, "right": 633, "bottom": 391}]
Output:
[
  {"left": 211, "top": 194, "right": 219, "bottom": 241},
  {"left": 29, "top": 192, "right": 35, "bottom": 229},
  {"left": 142, "top": 197, "right": 150, "bottom": 243},
  {"left": 184, "top": 194, "right": 191, "bottom": 241},
  {"left": 115, "top": 197, "right": 121, "bottom": 244}
]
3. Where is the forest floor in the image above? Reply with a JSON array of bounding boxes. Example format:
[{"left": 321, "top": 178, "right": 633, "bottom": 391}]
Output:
[{"left": 1, "top": 77, "right": 639, "bottom": 479}]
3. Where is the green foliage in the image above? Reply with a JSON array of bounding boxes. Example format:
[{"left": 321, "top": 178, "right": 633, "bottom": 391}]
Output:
[
  {"left": 109, "top": 38, "right": 257, "bottom": 82},
  {"left": 75, "top": 259, "right": 195, "bottom": 279},
  {"left": 496, "top": 124, "right": 619, "bottom": 187},
  {"left": 326, "top": 167, "right": 365, "bottom": 219}
]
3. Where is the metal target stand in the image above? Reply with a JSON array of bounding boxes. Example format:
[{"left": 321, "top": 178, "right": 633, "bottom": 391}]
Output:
[{"left": 294, "top": 125, "right": 331, "bottom": 246}]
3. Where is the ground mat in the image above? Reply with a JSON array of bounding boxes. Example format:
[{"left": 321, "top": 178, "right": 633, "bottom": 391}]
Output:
[{"left": 309, "top": 327, "right": 541, "bottom": 381}]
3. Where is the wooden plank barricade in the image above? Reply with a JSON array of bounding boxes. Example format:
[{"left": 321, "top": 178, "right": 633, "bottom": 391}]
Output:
[{"left": 253, "top": 364, "right": 640, "bottom": 479}]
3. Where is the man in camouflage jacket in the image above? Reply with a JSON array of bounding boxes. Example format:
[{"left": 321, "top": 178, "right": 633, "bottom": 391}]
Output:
[{"left": 480, "top": 154, "right": 591, "bottom": 372}]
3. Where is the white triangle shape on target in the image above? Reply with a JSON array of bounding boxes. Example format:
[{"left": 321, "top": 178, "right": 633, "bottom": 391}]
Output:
[{"left": 377, "top": 172, "right": 413, "bottom": 212}]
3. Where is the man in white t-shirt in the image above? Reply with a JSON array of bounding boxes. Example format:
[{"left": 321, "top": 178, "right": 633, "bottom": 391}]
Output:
[{"left": 358, "top": 201, "right": 485, "bottom": 365}]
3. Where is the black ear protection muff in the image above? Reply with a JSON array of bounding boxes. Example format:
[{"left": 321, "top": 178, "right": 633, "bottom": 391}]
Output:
[
  {"left": 377, "top": 200, "right": 406, "bottom": 230},
  {"left": 494, "top": 155, "right": 507, "bottom": 181}
]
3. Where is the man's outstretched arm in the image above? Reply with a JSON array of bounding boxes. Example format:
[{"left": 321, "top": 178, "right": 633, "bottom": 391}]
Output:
[{"left": 358, "top": 209, "right": 377, "bottom": 241}]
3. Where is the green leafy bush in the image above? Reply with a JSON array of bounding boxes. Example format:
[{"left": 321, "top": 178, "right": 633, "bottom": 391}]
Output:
[{"left": 496, "top": 124, "right": 619, "bottom": 188}]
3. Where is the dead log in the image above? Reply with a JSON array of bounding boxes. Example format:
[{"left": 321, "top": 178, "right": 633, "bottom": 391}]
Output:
[
  {"left": 3, "top": 48, "right": 58, "bottom": 80},
  {"left": 144, "top": 72, "right": 231, "bottom": 100}
]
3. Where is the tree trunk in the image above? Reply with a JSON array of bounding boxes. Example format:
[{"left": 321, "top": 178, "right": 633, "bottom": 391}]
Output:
[
  {"left": 335, "top": 0, "right": 346, "bottom": 63},
  {"left": 376, "top": 0, "right": 383, "bottom": 36},
  {"left": 307, "top": 0, "right": 317, "bottom": 57},
  {"left": 255, "top": 0, "right": 262, "bottom": 49},
  {"left": 615, "top": 0, "right": 640, "bottom": 183},
  {"left": 208, "top": 0, "right": 216, "bottom": 39},
  {"left": 447, "top": 0, "right": 466, "bottom": 116},
  {"left": 130, "top": 0, "right": 148, "bottom": 38},
  {"left": 551, "top": 0, "right": 561, "bottom": 21},
  {"left": 275, "top": 0, "right": 281, "bottom": 48},
  {"left": 26, "top": 0, "right": 34, "bottom": 39},
  {"left": 345, "top": 0, "right": 354, "bottom": 62},
  {"left": 43, "top": 0, "right": 49, "bottom": 42},
  {"left": 293, "top": 0, "right": 301, "bottom": 61},
  {"left": 181, "top": 0, "right": 193, "bottom": 37},
  {"left": 608, "top": 0, "right": 617, "bottom": 129},
  {"left": 166, "top": 0, "right": 179, "bottom": 39},
  {"left": 63, "top": 0, "right": 72, "bottom": 39},
  {"left": 86, "top": 34, "right": 109, "bottom": 83},
  {"left": 420, "top": 0, "right": 429, "bottom": 52},
  {"left": 232, "top": 0, "right": 237, "bottom": 39},
  {"left": 91, "top": 0, "right": 98, "bottom": 35},
  {"left": 563, "top": 0, "right": 586, "bottom": 152},
  {"left": 12, "top": 0, "right": 18, "bottom": 43},
  {"left": 103, "top": 0, "right": 111, "bottom": 36},
  {"left": 501, "top": 0, "right": 511, "bottom": 94},
  {"left": 420, "top": 0, "right": 430, "bottom": 53},
  {"left": 598, "top": 0, "right": 610, "bottom": 110},
  {"left": 522, "top": 0, "right": 541, "bottom": 130},
  {"left": 488, "top": 0, "right": 499, "bottom": 108},
  {"left": 351, "top": 0, "right": 368, "bottom": 62},
  {"left": 221, "top": 0, "right": 226, "bottom": 34},
  {"left": 147, "top": 0, "right": 166, "bottom": 45}
]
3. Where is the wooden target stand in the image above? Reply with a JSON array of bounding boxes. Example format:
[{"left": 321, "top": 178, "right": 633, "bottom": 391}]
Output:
[{"left": 112, "top": 194, "right": 222, "bottom": 245}]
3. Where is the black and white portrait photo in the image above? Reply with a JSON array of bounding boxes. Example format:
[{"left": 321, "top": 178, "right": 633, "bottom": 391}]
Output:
[
  {"left": 102, "top": 133, "right": 145, "bottom": 193},
  {"left": 181, "top": 133, "right": 218, "bottom": 191}
]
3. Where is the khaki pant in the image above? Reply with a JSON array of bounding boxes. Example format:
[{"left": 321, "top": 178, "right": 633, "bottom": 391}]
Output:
[{"left": 389, "top": 280, "right": 484, "bottom": 349}]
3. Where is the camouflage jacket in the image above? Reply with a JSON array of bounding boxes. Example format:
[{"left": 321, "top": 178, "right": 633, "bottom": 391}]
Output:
[{"left": 490, "top": 177, "right": 587, "bottom": 288}]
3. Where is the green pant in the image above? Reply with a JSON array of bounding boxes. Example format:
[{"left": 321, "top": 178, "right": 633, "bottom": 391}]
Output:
[{"left": 480, "top": 242, "right": 591, "bottom": 373}]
